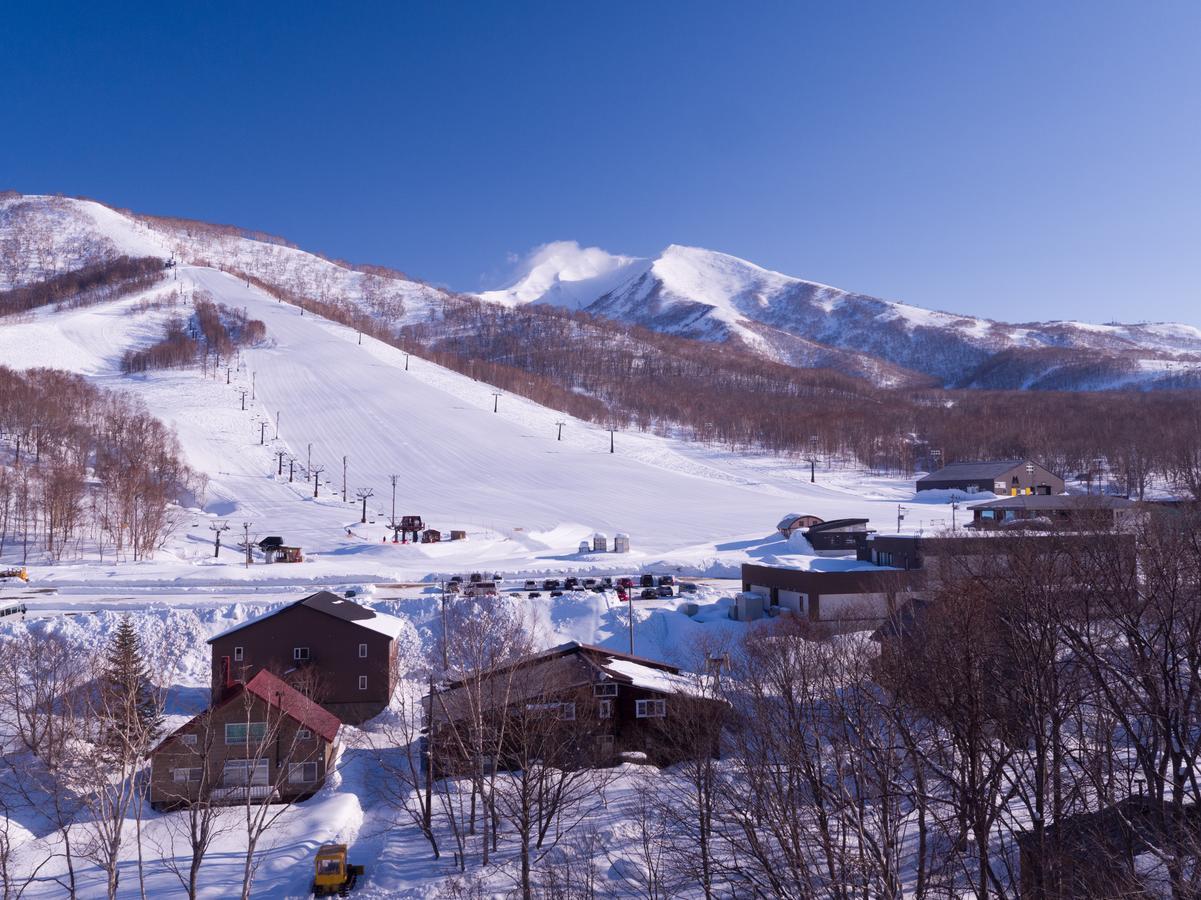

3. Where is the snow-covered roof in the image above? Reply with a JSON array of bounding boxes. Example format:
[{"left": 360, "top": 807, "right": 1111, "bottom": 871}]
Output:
[
  {"left": 207, "top": 590, "right": 403, "bottom": 642},
  {"left": 353, "top": 609, "right": 406, "bottom": 639},
  {"left": 601, "top": 658, "right": 710, "bottom": 698}
]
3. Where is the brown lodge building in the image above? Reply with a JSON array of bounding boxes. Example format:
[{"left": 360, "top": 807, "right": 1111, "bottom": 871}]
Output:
[
  {"left": 207, "top": 590, "right": 404, "bottom": 725},
  {"left": 426, "top": 642, "right": 726, "bottom": 775},
  {"left": 150, "top": 669, "right": 341, "bottom": 809}
]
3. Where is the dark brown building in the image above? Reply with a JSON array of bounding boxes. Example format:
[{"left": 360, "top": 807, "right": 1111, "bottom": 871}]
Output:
[
  {"left": 740, "top": 562, "right": 920, "bottom": 627},
  {"left": 917, "top": 459, "right": 1065, "bottom": 495},
  {"left": 150, "top": 669, "right": 341, "bottom": 809},
  {"left": 426, "top": 642, "right": 725, "bottom": 775},
  {"left": 207, "top": 590, "right": 403, "bottom": 725},
  {"left": 968, "top": 494, "right": 1138, "bottom": 530}
]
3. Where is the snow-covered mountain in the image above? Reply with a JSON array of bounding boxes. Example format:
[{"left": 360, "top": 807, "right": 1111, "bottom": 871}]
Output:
[{"left": 483, "top": 242, "right": 1201, "bottom": 389}]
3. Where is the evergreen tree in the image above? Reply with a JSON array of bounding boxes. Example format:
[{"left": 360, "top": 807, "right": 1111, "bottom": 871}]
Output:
[{"left": 100, "top": 616, "right": 162, "bottom": 756}]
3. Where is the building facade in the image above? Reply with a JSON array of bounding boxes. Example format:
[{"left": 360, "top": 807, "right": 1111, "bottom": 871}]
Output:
[
  {"left": 150, "top": 669, "right": 340, "bottom": 809},
  {"left": 426, "top": 642, "right": 724, "bottom": 774},
  {"left": 208, "top": 591, "right": 402, "bottom": 724},
  {"left": 917, "top": 459, "right": 1065, "bottom": 495}
]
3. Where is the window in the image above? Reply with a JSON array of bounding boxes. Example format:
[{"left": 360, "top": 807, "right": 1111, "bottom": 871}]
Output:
[
  {"left": 598, "top": 699, "right": 613, "bottom": 719},
  {"left": 289, "top": 762, "right": 319, "bottom": 783},
  {"left": 593, "top": 683, "right": 618, "bottom": 697},
  {"left": 173, "top": 767, "right": 202, "bottom": 783},
  {"left": 636, "top": 699, "right": 666, "bottom": 718},
  {"left": 526, "top": 701, "right": 576, "bottom": 720},
  {"left": 358, "top": 675, "right": 368, "bottom": 691},
  {"left": 358, "top": 643, "right": 368, "bottom": 658},
  {"left": 225, "top": 722, "right": 267, "bottom": 745},
  {"left": 180, "top": 733, "right": 197, "bottom": 747},
  {"left": 293, "top": 647, "right": 310, "bottom": 662},
  {"left": 222, "top": 759, "right": 268, "bottom": 786},
  {"left": 297, "top": 728, "right": 312, "bottom": 740},
  {"left": 233, "top": 646, "right": 243, "bottom": 661}
]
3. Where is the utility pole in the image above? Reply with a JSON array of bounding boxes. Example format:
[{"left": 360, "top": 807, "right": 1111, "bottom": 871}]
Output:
[
  {"left": 312, "top": 465, "right": 325, "bottom": 499},
  {"left": 897, "top": 504, "right": 907, "bottom": 534},
  {"left": 251, "top": 371, "right": 256, "bottom": 400},
  {"left": 274, "top": 411, "right": 280, "bottom": 439},
  {"left": 240, "top": 391, "right": 246, "bottom": 411},
  {"left": 342, "top": 456, "right": 348, "bottom": 503},
  {"left": 208, "top": 521, "right": 229, "bottom": 558},
  {"left": 275, "top": 449, "right": 287, "bottom": 475},
  {"left": 390, "top": 474, "right": 399, "bottom": 524},
  {"left": 307, "top": 443, "right": 312, "bottom": 477},
  {"left": 403, "top": 353, "right": 410, "bottom": 371},
  {"left": 492, "top": 392, "right": 501, "bottom": 413},
  {"left": 555, "top": 421, "right": 565, "bottom": 441},
  {"left": 628, "top": 591, "right": 635, "bottom": 655},
  {"left": 259, "top": 421, "right": 267, "bottom": 445},
  {"left": 226, "top": 366, "right": 231, "bottom": 385},
  {"left": 288, "top": 456, "right": 296, "bottom": 482},
  {"left": 440, "top": 580, "right": 449, "bottom": 669},
  {"left": 355, "top": 487, "right": 375, "bottom": 524},
  {"left": 242, "top": 521, "right": 253, "bottom": 568},
  {"left": 609, "top": 428, "right": 616, "bottom": 454}
]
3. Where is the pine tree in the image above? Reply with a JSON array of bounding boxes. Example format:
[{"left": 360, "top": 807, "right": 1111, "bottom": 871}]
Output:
[{"left": 100, "top": 616, "right": 162, "bottom": 756}]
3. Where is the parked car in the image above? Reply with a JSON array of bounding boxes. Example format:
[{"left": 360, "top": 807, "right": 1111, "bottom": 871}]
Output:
[
  {"left": 617, "top": 589, "right": 627, "bottom": 602},
  {"left": 618, "top": 577, "right": 634, "bottom": 589},
  {"left": 528, "top": 591, "right": 542, "bottom": 599},
  {"left": 564, "top": 577, "right": 580, "bottom": 590},
  {"left": 640, "top": 588, "right": 657, "bottom": 600},
  {"left": 590, "top": 586, "right": 605, "bottom": 593},
  {"left": 657, "top": 585, "right": 674, "bottom": 598},
  {"left": 601, "top": 576, "right": 614, "bottom": 588},
  {"left": 450, "top": 575, "right": 463, "bottom": 583},
  {"left": 640, "top": 574, "right": 655, "bottom": 588},
  {"left": 469, "top": 572, "right": 483, "bottom": 583},
  {"left": 542, "top": 578, "right": 561, "bottom": 591},
  {"left": 658, "top": 574, "right": 675, "bottom": 586},
  {"left": 446, "top": 582, "right": 460, "bottom": 593},
  {"left": 550, "top": 590, "right": 564, "bottom": 598},
  {"left": 680, "top": 582, "right": 699, "bottom": 594},
  {"left": 583, "top": 578, "right": 597, "bottom": 588},
  {"left": 524, "top": 579, "right": 537, "bottom": 590}
]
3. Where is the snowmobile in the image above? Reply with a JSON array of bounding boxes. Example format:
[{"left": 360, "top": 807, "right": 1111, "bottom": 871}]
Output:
[{"left": 312, "top": 843, "right": 364, "bottom": 896}]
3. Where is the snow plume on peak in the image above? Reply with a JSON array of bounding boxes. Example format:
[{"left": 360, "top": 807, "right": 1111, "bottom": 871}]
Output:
[{"left": 478, "top": 240, "right": 650, "bottom": 310}]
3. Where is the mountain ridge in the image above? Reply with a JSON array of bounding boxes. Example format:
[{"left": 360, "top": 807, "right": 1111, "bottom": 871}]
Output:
[{"left": 482, "top": 240, "right": 1201, "bottom": 389}]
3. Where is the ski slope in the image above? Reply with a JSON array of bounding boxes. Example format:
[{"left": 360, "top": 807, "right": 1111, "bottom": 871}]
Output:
[{"left": 0, "top": 263, "right": 961, "bottom": 586}]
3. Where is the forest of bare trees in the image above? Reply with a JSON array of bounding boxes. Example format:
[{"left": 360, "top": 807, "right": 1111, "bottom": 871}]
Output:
[
  {"left": 0, "top": 367, "right": 203, "bottom": 562},
  {"left": 120, "top": 292, "right": 266, "bottom": 375},
  {"left": 0, "top": 256, "right": 165, "bottom": 317}
]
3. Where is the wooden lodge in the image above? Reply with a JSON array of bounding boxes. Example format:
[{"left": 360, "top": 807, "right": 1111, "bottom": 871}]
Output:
[
  {"left": 149, "top": 669, "right": 341, "bottom": 809},
  {"left": 207, "top": 590, "right": 404, "bottom": 725},
  {"left": 916, "top": 459, "right": 1065, "bottom": 495},
  {"left": 425, "top": 642, "right": 725, "bottom": 776}
]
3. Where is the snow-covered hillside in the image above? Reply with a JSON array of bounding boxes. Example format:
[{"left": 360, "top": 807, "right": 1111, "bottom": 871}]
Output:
[{"left": 484, "top": 241, "right": 1201, "bottom": 388}]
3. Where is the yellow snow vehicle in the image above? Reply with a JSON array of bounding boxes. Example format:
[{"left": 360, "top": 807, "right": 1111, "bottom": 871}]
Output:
[
  {"left": 312, "top": 843, "right": 364, "bottom": 897},
  {"left": 0, "top": 567, "right": 28, "bottom": 583}
]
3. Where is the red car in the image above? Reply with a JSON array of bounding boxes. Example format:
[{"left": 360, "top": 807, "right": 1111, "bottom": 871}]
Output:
[{"left": 618, "top": 577, "right": 634, "bottom": 589}]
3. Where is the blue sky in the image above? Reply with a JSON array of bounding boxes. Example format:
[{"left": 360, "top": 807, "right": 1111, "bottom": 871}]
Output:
[{"left": 3, "top": 2, "right": 1198, "bottom": 323}]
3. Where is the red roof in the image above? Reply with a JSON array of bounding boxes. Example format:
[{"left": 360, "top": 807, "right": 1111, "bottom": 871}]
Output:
[
  {"left": 152, "top": 671, "right": 342, "bottom": 755},
  {"left": 244, "top": 669, "right": 342, "bottom": 743}
]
